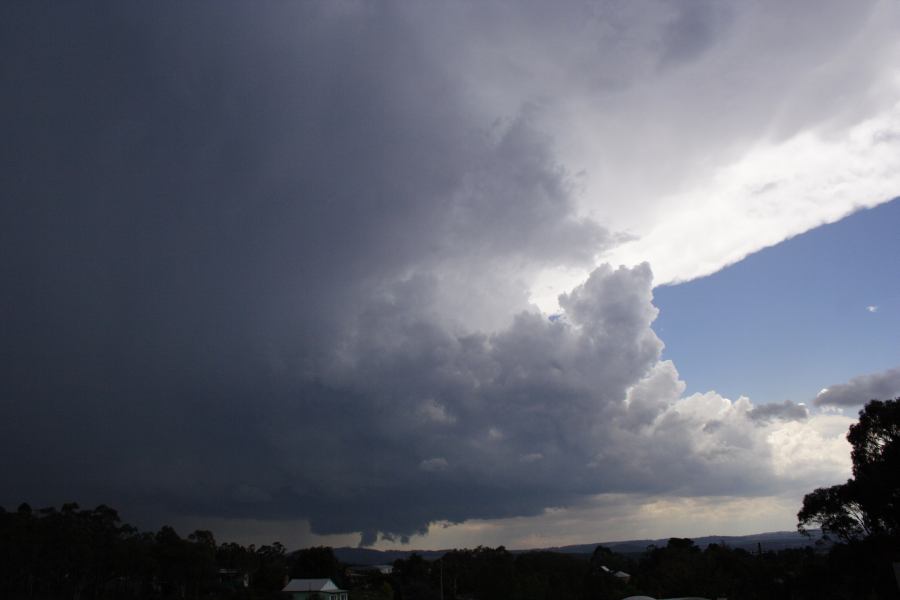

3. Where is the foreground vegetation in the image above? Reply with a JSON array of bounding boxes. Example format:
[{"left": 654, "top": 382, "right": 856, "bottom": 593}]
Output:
[
  {"left": 387, "top": 538, "right": 900, "bottom": 600},
  {"left": 1, "top": 509, "right": 896, "bottom": 600}
]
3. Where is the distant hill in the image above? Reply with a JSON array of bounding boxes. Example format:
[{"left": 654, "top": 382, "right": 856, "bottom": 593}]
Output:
[
  {"left": 544, "top": 529, "right": 827, "bottom": 556},
  {"left": 333, "top": 530, "right": 826, "bottom": 565}
]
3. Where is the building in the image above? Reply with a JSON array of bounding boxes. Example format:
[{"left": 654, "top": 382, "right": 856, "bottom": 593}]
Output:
[
  {"left": 282, "top": 578, "right": 348, "bottom": 600},
  {"left": 217, "top": 568, "right": 249, "bottom": 589},
  {"left": 599, "top": 564, "right": 631, "bottom": 583}
]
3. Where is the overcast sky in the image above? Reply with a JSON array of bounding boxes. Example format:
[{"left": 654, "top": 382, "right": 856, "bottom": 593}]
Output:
[{"left": 2, "top": 1, "right": 900, "bottom": 550}]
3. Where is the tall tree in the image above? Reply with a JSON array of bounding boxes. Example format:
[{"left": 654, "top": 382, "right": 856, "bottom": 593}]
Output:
[{"left": 798, "top": 398, "right": 900, "bottom": 543}]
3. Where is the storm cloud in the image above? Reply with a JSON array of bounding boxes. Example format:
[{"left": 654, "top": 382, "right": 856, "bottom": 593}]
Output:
[{"left": 1, "top": 1, "right": 890, "bottom": 545}]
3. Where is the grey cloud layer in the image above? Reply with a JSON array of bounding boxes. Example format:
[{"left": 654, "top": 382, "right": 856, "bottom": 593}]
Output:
[
  {"left": 0, "top": 2, "right": 854, "bottom": 543},
  {"left": 748, "top": 400, "right": 809, "bottom": 423},
  {"left": 814, "top": 366, "right": 900, "bottom": 407}
]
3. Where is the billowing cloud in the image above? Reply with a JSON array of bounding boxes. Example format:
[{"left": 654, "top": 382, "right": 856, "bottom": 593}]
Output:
[
  {"left": 0, "top": 1, "right": 887, "bottom": 546},
  {"left": 814, "top": 366, "right": 900, "bottom": 407}
]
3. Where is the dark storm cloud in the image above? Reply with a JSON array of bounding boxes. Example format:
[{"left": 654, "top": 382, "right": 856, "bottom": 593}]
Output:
[
  {"left": 0, "top": 2, "right": 861, "bottom": 544},
  {"left": 1, "top": 2, "right": 608, "bottom": 535}
]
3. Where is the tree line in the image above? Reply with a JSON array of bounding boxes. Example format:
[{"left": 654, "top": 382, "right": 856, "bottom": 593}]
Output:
[{"left": 0, "top": 504, "right": 345, "bottom": 600}]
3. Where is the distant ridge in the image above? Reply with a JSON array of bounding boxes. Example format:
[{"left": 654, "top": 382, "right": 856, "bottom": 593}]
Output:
[
  {"left": 543, "top": 529, "right": 827, "bottom": 555},
  {"left": 333, "top": 530, "right": 825, "bottom": 565}
]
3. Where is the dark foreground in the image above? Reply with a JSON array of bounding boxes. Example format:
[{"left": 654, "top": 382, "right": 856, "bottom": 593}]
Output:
[{"left": 2, "top": 503, "right": 899, "bottom": 600}]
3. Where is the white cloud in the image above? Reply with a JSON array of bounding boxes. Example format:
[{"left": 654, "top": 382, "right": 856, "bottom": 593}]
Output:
[
  {"left": 767, "top": 414, "right": 853, "bottom": 482},
  {"left": 867, "top": 305, "right": 879, "bottom": 313},
  {"left": 600, "top": 103, "right": 900, "bottom": 285}
]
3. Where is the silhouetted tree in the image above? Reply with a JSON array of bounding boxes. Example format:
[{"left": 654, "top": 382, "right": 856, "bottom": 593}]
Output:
[
  {"left": 798, "top": 397, "right": 900, "bottom": 544},
  {"left": 255, "top": 542, "right": 289, "bottom": 594},
  {"left": 289, "top": 546, "right": 344, "bottom": 586}
]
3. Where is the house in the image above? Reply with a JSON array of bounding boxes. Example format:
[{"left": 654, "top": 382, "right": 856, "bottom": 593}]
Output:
[
  {"left": 217, "top": 568, "right": 249, "bottom": 589},
  {"left": 599, "top": 564, "right": 631, "bottom": 583},
  {"left": 282, "top": 578, "right": 348, "bottom": 600},
  {"left": 613, "top": 569, "right": 631, "bottom": 583}
]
